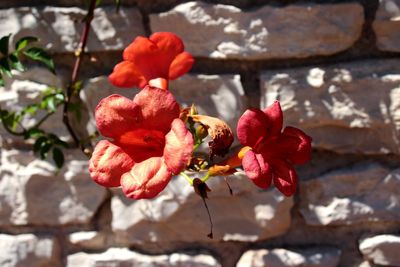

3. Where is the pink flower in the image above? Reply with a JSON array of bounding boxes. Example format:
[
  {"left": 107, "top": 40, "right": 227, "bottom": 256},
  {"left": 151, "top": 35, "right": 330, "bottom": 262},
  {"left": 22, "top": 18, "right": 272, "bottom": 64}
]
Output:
[
  {"left": 109, "top": 32, "right": 194, "bottom": 90},
  {"left": 237, "top": 101, "right": 312, "bottom": 196},
  {"left": 89, "top": 86, "right": 193, "bottom": 199}
]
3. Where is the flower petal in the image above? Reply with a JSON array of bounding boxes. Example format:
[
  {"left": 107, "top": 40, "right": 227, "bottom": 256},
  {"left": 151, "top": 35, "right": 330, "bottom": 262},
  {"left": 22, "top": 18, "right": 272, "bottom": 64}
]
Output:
[
  {"left": 277, "top": 126, "right": 312, "bottom": 164},
  {"left": 121, "top": 157, "right": 171, "bottom": 199},
  {"left": 169, "top": 52, "right": 194, "bottom": 80},
  {"left": 108, "top": 61, "right": 146, "bottom": 88},
  {"left": 150, "top": 32, "right": 184, "bottom": 62},
  {"left": 272, "top": 159, "right": 298, "bottom": 197},
  {"left": 163, "top": 118, "right": 194, "bottom": 174},
  {"left": 237, "top": 108, "right": 268, "bottom": 147},
  {"left": 263, "top": 101, "right": 283, "bottom": 136},
  {"left": 95, "top": 94, "right": 142, "bottom": 139},
  {"left": 242, "top": 150, "right": 272, "bottom": 189},
  {"left": 133, "top": 86, "right": 180, "bottom": 133},
  {"left": 89, "top": 140, "right": 135, "bottom": 187}
]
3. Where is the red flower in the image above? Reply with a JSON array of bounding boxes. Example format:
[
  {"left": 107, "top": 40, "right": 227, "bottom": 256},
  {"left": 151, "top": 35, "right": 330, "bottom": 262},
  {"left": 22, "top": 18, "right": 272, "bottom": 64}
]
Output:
[
  {"left": 89, "top": 86, "right": 193, "bottom": 199},
  {"left": 109, "top": 32, "right": 194, "bottom": 90},
  {"left": 237, "top": 101, "right": 312, "bottom": 196}
]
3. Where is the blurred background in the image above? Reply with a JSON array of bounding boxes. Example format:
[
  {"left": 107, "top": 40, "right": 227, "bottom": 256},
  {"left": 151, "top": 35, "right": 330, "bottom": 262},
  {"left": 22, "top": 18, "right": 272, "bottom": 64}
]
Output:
[{"left": 0, "top": 0, "right": 399, "bottom": 266}]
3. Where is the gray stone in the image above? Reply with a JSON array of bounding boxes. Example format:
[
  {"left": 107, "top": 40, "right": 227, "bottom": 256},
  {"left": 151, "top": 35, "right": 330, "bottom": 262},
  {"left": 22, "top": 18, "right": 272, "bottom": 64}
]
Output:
[
  {"left": 68, "top": 231, "right": 106, "bottom": 249},
  {"left": 359, "top": 234, "right": 400, "bottom": 266},
  {"left": 67, "top": 248, "right": 220, "bottom": 267},
  {"left": 373, "top": 0, "right": 400, "bottom": 52},
  {"left": 0, "top": 68, "right": 69, "bottom": 145},
  {"left": 0, "top": 233, "right": 60, "bottom": 267},
  {"left": 0, "top": 148, "right": 107, "bottom": 226},
  {"left": 236, "top": 247, "right": 341, "bottom": 267},
  {"left": 111, "top": 172, "right": 293, "bottom": 244},
  {"left": 299, "top": 164, "right": 400, "bottom": 226},
  {"left": 0, "top": 6, "right": 144, "bottom": 53},
  {"left": 261, "top": 59, "right": 400, "bottom": 154},
  {"left": 150, "top": 2, "right": 363, "bottom": 59}
]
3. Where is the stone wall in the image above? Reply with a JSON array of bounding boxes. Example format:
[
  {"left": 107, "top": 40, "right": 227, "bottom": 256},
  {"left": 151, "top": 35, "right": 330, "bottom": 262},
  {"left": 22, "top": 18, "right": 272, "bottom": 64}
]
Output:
[{"left": 0, "top": 0, "right": 400, "bottom": 267}]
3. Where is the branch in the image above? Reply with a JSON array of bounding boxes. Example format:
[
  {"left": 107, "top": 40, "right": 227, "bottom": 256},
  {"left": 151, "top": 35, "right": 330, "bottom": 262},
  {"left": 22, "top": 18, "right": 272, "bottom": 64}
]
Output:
[{"left": 62, "top": 0, "right": 97, "bottom": 157}]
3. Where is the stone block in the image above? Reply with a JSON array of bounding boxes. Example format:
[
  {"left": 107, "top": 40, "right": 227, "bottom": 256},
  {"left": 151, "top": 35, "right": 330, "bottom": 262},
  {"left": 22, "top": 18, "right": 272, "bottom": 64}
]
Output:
[
  {"left": 299, "top": 164, "right": 400, "bottom": 225},
  {"left": 261, "top": 59, "right": 400, "bottom": 154},
  {"left": 150, "top": 2, "right": 363, "bottom": 59},
  {"left": 111, "top": 172, "right": 293, "bottom": 244},
  {"left": 359, "top": 234, "right": 400, "bottom": 266},
  {"left": 373, "top": 0, "right": 400, "bottom": 52}
]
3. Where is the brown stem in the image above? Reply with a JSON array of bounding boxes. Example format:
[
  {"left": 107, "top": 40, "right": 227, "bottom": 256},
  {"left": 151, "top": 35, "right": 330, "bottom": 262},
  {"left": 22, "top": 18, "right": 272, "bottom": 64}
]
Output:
[{"left": 62, "top": 0, "right": 97, "bottom": 157}]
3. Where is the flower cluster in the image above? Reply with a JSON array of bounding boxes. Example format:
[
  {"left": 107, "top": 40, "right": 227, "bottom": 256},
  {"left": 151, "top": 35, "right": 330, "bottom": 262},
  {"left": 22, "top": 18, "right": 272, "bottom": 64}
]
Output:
[{"left": 89, "top": 32, "right": 312, "bottom": 200}]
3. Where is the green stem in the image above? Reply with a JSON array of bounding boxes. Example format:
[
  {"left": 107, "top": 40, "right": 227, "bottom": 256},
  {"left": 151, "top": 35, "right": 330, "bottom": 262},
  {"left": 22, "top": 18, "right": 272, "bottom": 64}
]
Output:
[
  {"left": 180, "top": 172, "right": 193, "bottom": 185},
  {"left": 1, "top": 119, "right": 24, "bottom": 136},
  {"left": 201, "top": 172, "right": 210, "bottom": 183}
]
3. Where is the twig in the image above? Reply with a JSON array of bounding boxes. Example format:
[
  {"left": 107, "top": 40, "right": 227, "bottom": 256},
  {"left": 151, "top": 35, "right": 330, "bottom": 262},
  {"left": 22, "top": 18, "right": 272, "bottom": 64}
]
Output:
[{"left": 62, "top": 0, "right": 97, "bottom": 156}]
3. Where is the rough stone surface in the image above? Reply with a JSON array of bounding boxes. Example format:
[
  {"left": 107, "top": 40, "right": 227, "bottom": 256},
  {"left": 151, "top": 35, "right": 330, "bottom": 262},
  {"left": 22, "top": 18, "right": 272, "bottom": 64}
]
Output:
[
  {"left": 261, "top": 59, "right": 400, "bottom": 154},
  {"left": 373, "top": 0, "right": 400, "bottom": 52},
  {"left": 111, "top": 172, "right": 293, "bottom": 244},
  {"left": 0, "top": 148, "right": 106, "bottom": 226},
  {"left": 67, "top": 248, "right": 221, "bottom": 267},
  {"left": 359, "top": 234, "right": 400, "bottom": 266},
  {"left": 0, "top": 6, "right": 144, "bottom": 53},
  {"left": 236, "top": 247, "right": 341, "bottom": 267},
  {"left": 299, "top": 164, "right": 400, "bottom": 226},
  {"left": 0, "top": 68, "right": 69, "bottom": 144},
  {"left": 150, "top": 1, "right": 364, "bottom": 59},
  {"left": 0, "top": 233, "right": 61, "bottom": 267},
  {"left": 68, "top": 231, "right": 107, "bottom": 249}
]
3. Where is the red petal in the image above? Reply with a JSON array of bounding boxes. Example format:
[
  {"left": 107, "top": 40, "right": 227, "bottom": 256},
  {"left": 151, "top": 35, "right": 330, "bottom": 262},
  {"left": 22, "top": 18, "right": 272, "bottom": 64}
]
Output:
[
  {"left": 108, "top": 61, "right": 146, "bottom": 88},
  {"left": 133, "top": 86, "right": 180, "bottom": 133},
  {"left": 242, "top": 150, "right": 272, "bottom": 189},
  {"left": 169, "top": 52, "right": 194, "bottom": 80},
  {"left": 163, "top": 118, "right": 194, "bottom": 174},
  {"left": 121, "top": 157, "right": 171, "bottom": 199},
  {"left": 237, "top": 108, "right": 268, "bottom": 148},
  {"left": 150, "top": 32, "right": 184, "bottom": 61},
  {"left": 263, "top": 101, "right": 283, "bottom": 136},
  {"left": 277, "top": 126, "right": 312, "bottom": 164},
  {"left": 272, "top": 159, "right": 298, "bottom": 197},
  {"left": 95, "top": 94, "right": 142, "bottom": 139},
  {"left": 89, "top": 140, "right": 135, "bottom": 187}
]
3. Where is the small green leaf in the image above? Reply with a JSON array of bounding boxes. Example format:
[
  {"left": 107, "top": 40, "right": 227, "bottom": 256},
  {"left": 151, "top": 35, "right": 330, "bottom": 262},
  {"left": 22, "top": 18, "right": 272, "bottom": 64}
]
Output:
[
  {"left": 47, "top": 97, "right": 56, "bottom": 112},
  {"left": 0, "top": 76, "right": 4, "bottom": 87},
  {"left": 24, "top": 128, "right": 44, "bottom": 139},
  {"left": 9, "top": 53, "right": 25, "bottom": 72},
  {"left": 34, "top": 136, "right": 48, "bottom": 152},
  {"left": 24, "top": 104, "right": 39, "bottom": 115},
  {"left": 40, "top": 143, "right": 52, "bottom": 159},
  {"left": 23, "top": 47, "right": 55, "bottom": 73},
  {"left": 54, "top": 138, "right": 69, "bottom": 148},
  {"left": 52, "top": 147, "right": 64, "bottom": 168},
  {"left": 0, "top": 57, "right": 12, "bottom": 77},
  {"left": 15, "top": 36, "right": 38, "bottom": 51},
  {"left": 0, "top": 34, "right": 10, "bottom": 56}
]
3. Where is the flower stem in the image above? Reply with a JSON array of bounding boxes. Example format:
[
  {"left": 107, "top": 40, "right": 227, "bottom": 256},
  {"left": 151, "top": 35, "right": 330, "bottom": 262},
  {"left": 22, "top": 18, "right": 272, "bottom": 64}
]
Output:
[
  {"left": 180, "top": 172, "right": 193, "bottom": 185},
  {"left": 201, "top": 172, "right": 210, "bottom": 183}
]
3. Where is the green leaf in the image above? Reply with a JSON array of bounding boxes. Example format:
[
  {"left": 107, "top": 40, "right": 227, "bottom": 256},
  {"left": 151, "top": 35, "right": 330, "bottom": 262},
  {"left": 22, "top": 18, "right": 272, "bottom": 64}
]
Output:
[
  {"left": 0, "top": 57, "right": 12, "bottom": 77},
  {"left": 52, "top": 147, "right": 64, "bottom": 168},
  {"left": 34, "top": 136, "right": 48, "bottom": 152},
  {"left": 40, "top": 142, "right": 52, "bottom": 159},
  {"left": 24, "top": 128, "right": 44, "bottom": 139},
  {"left": 9, "top": 53, "right": 25, "bottom": 72},
  {"left": 0, "top": 76, "right": 4, "bottom": 87},
  {"left": 15, "top": 36, "right": 38, "bottom": 51},
  {"left": 54, "top": 138, "right": 69, "bottom": 148},
  {"left": 47, "top": 97, "right": 56, "bottom": 112},
  {"left": 24, "top": 104, "right": 39, "bottom": 115},
  {"left": 23, "top": 47, "right": 55, "bottom": 73},
  {"left": 0, "top": 34, "right": 10, "bottom": 56}
]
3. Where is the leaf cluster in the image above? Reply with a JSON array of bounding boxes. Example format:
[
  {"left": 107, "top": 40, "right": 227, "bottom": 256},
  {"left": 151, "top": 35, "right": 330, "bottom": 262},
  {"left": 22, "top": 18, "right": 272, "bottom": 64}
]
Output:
[{"left": 0, "top": 35, "right": 55, "bottom": 86}]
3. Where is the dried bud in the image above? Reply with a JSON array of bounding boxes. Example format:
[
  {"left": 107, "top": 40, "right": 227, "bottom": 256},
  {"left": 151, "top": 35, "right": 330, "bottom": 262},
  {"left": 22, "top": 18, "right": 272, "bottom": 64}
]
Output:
[
  {"left": 192, "top": 178, "right": 211, "bottom": 199},
  {"left": 190, "top": 115, "right": 234, "bottom": 160}
]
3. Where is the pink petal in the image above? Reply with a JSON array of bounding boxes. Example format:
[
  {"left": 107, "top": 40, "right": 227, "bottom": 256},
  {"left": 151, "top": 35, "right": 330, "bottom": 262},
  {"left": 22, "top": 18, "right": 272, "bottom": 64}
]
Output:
[
  {"left": 276, "top": 126, "right": 312, "bottom": 164},
  {"left": 237, "top": 108, "right": 268, "bottom": 148},
  {"left": 169, "top": 52, "right": 194, "bottom": 80},
  {"left": 163, "top": 118, "right": 194, "bottom": 174},
  {"left": 108, "top": 61, "right": 146, "bottom": 89},
  {"left": 263, "top": 101, "right": 283, "bottom": 136},
  {"left": 89, "top": 140, "right": 135, "bottom": 187},
  {"left": 121, "top": 157, "right": 172, "bottom": 199},
  {"left": 95, "top": 94, "right": 142, "bottom": 139},
  {"left": 242, "top": 150, "right": 272, "bottom": 189},
  {"left": 133, "top": 86, "right": 180, "bottom": 133},
  {"left": 272, "top": 159, "right": 298, "bottom": 197}
]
